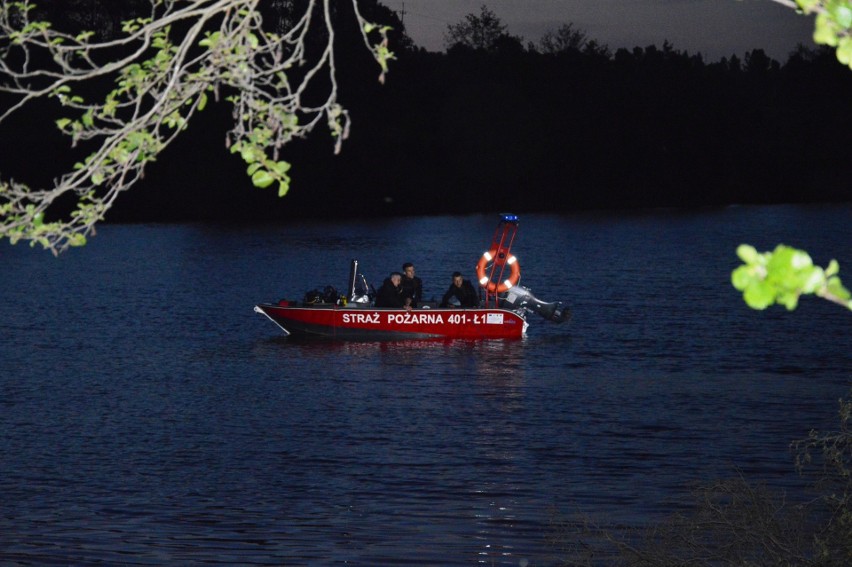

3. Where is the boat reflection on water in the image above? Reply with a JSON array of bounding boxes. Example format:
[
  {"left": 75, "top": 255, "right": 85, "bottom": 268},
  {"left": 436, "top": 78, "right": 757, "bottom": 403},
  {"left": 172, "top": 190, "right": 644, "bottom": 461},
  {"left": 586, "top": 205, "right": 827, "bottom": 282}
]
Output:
[
  {"left": 257, "top": 334, "right": 531, "bottom": 386},
  {"left": 276, "top": 335, "right": 526, "bottom": 367}
]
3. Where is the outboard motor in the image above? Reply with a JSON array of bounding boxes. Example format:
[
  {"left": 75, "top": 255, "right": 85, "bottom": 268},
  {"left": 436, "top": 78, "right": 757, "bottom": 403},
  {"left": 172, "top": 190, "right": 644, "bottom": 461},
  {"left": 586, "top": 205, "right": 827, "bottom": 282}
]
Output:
[{"left": 501, "top": 285, "right": 571, "bottom": 323}]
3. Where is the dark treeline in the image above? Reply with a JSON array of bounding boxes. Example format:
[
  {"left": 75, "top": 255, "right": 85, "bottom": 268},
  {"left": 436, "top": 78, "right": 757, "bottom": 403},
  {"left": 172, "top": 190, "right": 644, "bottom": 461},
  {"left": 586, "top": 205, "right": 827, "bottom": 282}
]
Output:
[
  {"left": 3, "top": 3, "right": 852, "bottom": 223},
  {"left": 112, "top": 41, "right": 852, "bottom": 222}
]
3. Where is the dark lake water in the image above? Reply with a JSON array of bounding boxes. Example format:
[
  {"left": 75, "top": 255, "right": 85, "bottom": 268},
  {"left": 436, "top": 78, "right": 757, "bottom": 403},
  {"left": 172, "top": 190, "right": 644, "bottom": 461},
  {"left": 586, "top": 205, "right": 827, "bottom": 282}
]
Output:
[{"left": 1, "top": 205, "right": 850, "bottom": 565}]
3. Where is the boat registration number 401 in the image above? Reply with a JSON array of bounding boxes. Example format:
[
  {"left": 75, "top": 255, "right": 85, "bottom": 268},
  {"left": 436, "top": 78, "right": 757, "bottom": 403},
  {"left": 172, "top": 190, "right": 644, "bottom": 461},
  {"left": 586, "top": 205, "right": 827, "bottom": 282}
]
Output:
[{"left": 446, "top": 313, "right": 504, "bottom": 325}]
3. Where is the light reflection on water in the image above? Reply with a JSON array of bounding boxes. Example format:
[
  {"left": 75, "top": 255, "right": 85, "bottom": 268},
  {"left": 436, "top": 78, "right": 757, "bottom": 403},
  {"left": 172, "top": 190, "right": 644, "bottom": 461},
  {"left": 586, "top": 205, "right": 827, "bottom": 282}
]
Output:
[{"left": 0, "top": 205, "right": 850, "bottom": 565}]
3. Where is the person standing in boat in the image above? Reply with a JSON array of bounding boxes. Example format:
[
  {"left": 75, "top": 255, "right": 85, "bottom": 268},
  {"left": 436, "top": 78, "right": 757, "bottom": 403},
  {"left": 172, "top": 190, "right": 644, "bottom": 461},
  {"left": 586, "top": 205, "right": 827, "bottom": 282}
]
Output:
[
  {"left": 400, "top": 262, "right": 423, "bottom": 308},
  {"left": 375, "top": 272, "right": 411, "bottom": 309},
  {"left": 440, "top": 272, "right": 479, "bottom": 308}
]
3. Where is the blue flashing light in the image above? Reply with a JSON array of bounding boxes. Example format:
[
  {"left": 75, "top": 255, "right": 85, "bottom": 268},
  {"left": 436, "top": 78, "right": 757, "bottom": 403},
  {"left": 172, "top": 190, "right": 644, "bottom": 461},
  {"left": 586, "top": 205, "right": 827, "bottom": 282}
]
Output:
[{"left": 501, "top": 213, "right": 519, "bottom": 224}]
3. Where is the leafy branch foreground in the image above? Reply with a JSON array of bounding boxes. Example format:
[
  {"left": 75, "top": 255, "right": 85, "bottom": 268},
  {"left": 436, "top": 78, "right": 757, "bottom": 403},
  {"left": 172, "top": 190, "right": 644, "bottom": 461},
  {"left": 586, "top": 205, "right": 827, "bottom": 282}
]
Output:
[
  {"left": 732, "top": 244, "right": 852, "bottom": 311},
  {"left": 548, "top": 393, "right": 852, "bottom": 566},
  {"left": 0, "top": 0, "right": 392, "bottom": 254},
  {"left": 777, "top": 0, "right": 852, "bottom": 68}
]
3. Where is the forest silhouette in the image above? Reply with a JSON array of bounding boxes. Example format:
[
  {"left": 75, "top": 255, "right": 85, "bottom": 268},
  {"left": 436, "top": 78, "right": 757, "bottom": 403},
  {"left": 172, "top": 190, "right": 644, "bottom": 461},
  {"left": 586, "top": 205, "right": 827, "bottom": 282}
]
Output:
[{"left": 2, "top": 1, "right": 851, "bottom": 224}]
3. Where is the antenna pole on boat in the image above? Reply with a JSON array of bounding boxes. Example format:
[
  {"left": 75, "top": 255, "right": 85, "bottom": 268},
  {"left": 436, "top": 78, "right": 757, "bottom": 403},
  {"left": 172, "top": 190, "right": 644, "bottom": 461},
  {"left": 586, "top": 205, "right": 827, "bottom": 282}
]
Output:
[
  {"left": 481, "top": 214, "right": 519, "bottom": 308},
  {"left": 347, "top": 259, "right": 359, "bottom": 301}
]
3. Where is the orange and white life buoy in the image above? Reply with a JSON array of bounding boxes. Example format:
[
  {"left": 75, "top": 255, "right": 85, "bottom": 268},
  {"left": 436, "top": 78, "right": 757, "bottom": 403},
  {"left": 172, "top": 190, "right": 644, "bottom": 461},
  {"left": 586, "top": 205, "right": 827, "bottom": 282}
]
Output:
[{"left": 476, "top": 249, "right": 520, "bottom": 293}]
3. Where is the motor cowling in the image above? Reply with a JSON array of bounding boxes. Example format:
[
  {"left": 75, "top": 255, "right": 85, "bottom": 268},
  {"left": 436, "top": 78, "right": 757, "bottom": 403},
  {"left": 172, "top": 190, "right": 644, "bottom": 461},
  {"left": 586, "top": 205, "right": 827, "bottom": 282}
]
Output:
[{"left": 501, "top": 285, "right": 571, "bottom": 323}]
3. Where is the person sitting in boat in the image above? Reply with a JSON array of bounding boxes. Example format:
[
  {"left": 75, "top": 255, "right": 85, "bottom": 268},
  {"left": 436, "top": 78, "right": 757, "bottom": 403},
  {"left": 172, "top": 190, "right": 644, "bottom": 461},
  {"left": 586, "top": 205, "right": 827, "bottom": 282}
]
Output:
[
  {"left": 375, "top": 272, "right": 412, "bottom": 310},
  {"left": 440, "top": 272, "right": 479, "bottom": 308},
  {"left": 400, "top": 262, "right": 423, "bottom": 307}
]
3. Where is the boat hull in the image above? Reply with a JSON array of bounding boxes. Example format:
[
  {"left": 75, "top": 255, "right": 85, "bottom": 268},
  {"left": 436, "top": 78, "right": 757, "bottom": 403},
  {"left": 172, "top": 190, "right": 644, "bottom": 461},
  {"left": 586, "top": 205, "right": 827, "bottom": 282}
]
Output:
[{"left": 254, "top": 304, "right": 527, "bottom": 340}]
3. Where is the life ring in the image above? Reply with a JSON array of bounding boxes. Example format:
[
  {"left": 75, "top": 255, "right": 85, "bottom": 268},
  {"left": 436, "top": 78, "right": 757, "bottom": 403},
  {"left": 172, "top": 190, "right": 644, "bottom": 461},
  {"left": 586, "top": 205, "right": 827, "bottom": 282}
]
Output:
[{"left": 476, "top": 249, "right": 520, "bottom": 293}]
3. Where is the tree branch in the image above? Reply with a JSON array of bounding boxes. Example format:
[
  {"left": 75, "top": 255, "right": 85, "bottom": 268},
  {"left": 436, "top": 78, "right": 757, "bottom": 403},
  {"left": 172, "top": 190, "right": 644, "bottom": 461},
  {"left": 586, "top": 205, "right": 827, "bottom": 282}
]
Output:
[{"left": 0, "top": 0, "right": 392, "bottom": 254}]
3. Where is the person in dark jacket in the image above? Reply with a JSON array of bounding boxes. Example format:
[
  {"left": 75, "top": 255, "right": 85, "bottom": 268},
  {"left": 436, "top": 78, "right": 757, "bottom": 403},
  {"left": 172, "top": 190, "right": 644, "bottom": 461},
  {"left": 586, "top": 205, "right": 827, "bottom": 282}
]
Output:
[
  {"left": 440, "top": 272, "right": 479, "bottom": 307},
  {"left": 400, "top": 262, "right": 423, "bottom": 307},
  {"left": 375, "top": 272, "right": 409, "bottom": 308}
]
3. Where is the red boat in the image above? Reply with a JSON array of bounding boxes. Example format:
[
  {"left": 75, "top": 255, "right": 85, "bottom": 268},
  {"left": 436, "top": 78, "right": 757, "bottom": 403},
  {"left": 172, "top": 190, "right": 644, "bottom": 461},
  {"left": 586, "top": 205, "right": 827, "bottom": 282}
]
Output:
[
  {"left": 254, "top": 215, "right": 570, "bottom": 340},
  {"left": 254, "top": 304, "right": 529, "bottom": 340}
]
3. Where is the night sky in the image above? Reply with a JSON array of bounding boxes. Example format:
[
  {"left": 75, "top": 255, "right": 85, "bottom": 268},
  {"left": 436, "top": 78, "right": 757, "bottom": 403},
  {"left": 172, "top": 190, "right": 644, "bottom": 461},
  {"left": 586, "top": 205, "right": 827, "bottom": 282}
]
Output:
[{"left": 383, "top": 0, "right": 815, "bottom": 62}]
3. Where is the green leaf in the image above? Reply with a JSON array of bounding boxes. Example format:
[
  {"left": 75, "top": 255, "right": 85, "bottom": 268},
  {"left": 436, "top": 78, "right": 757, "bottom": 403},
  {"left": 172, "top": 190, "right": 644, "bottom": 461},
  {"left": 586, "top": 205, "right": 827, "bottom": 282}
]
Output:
[
  {"left": 789, "top": 248, "right": 813, "bottom": 270},
  {"left": 164, "top": 111, "right": 185, "bottom": 129},
  {"left": 251, "top": 169, "right": 274, "bottom": 188},
  {"left": 103, "top": 97, "right": 118, "bottom": 117},
  {"left": 110, "top": 146, "right": 131, "bottom": 164},
  {"left": 68, "top": 233, "right": 87, "bottom": 247},
  {"left": 814, "top": 12, "right": 839, "bottom": 46},
  {"left": 800, "top": 266, "right": 825, "bottom": 294},
  {"left": 743, "top": 281, "right": 775, "bottom": 310},
  {"left": 832, "top": 4, "right": 852, "bottom": 28},
  {"left": 731, "top": 265, "right": 756, "bottom": 291},
  {"left": 55, "top": 118, "right": 71, "bottom": 130},
  {"left": 240, "top": 145, "right": 257, "bottom": 163},
  {"left": 837, "top": 36, "right": 852, "bottom": 65},
  {"left": 271, "top": 160, "right": 291, "bottom": 175},
  {"left": 826, "top": 259, "right": 840, "bottom": 277},
  {"left": 776, "top": 291, "right": 800, "bottom": 311},
  {"left": 736, "top": 244, "right": 760, "bottom": 264},
  {"left": 278, "top": 179, "right": 290, "bottom": 197},
  {"left": 199, "top": 36, "right": 213, "bottom": 47}
]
